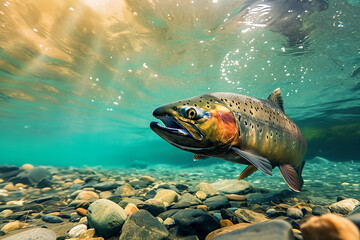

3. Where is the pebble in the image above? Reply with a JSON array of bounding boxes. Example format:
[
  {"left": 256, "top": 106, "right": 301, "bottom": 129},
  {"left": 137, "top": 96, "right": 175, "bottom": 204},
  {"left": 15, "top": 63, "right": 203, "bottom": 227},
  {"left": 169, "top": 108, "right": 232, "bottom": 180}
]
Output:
[
  {"left": 124, "top": 203, "right": 139, "bottom": 215},
  {"left": 265, "top": 208, "right": 278, "bottom": 218},
  {"left": 196, "top": 191, "right": 207, "bottom": 200},
  {"left": 115, "top": 183, "right": 136, "bottom": 197},
  {"left": 203, "top": 195, "right": 231, "bottom": 210},
  {"left": 154, "top": 189, "right": 180, "bottom": 205},
  {"left": 225, "top": 194, "right": 247, "bottom": 201},
  {"left": 220, "top": 219, "right": 234, "bottom": 227},
  {"left": 197, "top": 205, "right": 209, "bottom": 211},
  {"left": 329, "top": 198, "right": 360, "bottom": 215},
  {"left": 119, "top": 210, "right": 169, "bottom": 240},
  {"left": 2, "top": 228, "right": 56, "bottom": 240},
  {"left": 301, "top": 213, "right": 359, "bottom": 240},
  {"left": 42, "top": 214, "right": 64, "bottom": 223},
  {"left": 139, "top": 175, "right": 155, "bottom": 185},
  {"left": 172, "top": 209, "right": 220, "bottom": 239},
  {"left": 1, "top": 221, "right": 21, "bottom": 232},
  {"left": 286, "top": 207, "right": 304, "bottom": 219},
  {"left": 94, "top": 181, "right": 120, "bottom": 191},
  {"left": 211, "top": 180, "right": 252, "bottom": 195},
  {"left": 4, "top": 183, "right": 17, "bottom": 191},
  {"left": 312, "top": 205, "right": 331, "bottom": 216},
  {"left": 87, "top": 199, "right": 127, "bottom": 238},
  {"left": 70, "top": 214, "right": 81, "bottom": 222},
  {"left": 20, "top": 164, "right": 34, "bottom": 171},
  {"left": 68, "top": 224, "right": 87, "bottom": 238},
  {"left": 11, "top": 167, "right": 52, "bottom": 185},
  {"left": 137, "top": 198, "right": 166, "bottom": 216},
  {"left": 163, "top": 217, "right": 176, "bottom": 226},
  {"left": 234, "top": 209, "right": 269, "bottom": 223},
  {"left": 76, "top": 191, "right": 99, "bottom": 200},
  {"left": 76, "top": 207, "right": 87, "bottom": 216},
  {"left": 99, "top": 191, "right": 112, "bottom": 199},
  {"left": 0, "top": 209, "right": 13, "bottom": 219}
]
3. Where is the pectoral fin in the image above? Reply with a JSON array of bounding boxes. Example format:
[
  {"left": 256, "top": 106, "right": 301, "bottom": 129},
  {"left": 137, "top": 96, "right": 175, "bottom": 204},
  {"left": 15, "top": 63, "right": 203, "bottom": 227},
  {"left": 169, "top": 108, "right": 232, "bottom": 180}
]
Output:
[
  {"left": 279, "top": 164, "right": 302, "bottom": 192},
  {"left": 231, "top": 147, "right": 273, "bottom": 176},
  {"left": 238, "top": 165, "right": 258, "bottom": 180},
  {"left": 193, "top": 154, "right": 208, "bottom": 161}
]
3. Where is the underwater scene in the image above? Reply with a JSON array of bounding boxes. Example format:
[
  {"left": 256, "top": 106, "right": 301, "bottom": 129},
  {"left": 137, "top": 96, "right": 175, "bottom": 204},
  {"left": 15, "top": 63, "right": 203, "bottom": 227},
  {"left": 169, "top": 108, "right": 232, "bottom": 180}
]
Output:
[{"left": 0, "top": 0, "right": 360, "bottom": 239}]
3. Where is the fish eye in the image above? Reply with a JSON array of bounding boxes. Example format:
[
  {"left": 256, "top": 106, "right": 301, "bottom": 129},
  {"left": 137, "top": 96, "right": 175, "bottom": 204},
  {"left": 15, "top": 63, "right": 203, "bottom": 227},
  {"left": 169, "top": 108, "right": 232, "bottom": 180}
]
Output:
[{"left": 187, "top": 108, "right": 197, "bottom": 119}]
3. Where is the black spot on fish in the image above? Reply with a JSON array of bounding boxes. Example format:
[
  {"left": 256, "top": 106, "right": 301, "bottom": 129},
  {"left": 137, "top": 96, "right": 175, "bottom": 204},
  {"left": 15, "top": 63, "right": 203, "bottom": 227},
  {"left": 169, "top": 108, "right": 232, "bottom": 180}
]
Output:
[
  {"left": 257, "top": 124, "right": 259, "bottom": 128},
  {"left": 230, "top": 104, "right": 233, "bottom": 107},
  {"left": 260, "top": 128, "right": 263, "bottom": 133},
  {"left": 194, "top": 104, "right": 197, "bottom": 107},
  {"left": 270, "top": 132, "right": 273, "bottom": 137},
  {"left": 250, "top": 110, "right": 253, "bottom": 115},
  {"left": 244, "top": 109, "right": 246, "bottom": 112},
  {"left": 244, "top": 121, "right": 247, "bottom": 126},
  {"left": 199, "top": 100, "right": 202, "bottom": 102},
  {"left": 266, "top": 135, "right": 269, "bottom": 139},
  {"left": 245, "top": 103, "right": 248, "bottom": 106},
  {"left": 207, "top": 105, "right": 209, "bottom": 108},
  {"left": 210, "top": 99, "right": 213, "bottom": 102},
  {"left": 274, "top": 139, "right": 277, "bottom": 143},
  {"left": 207, "top": 102, "right": 209, "bottom": 104},
  {"left": 173, "top": 106, "right": 178, "bottom": 111},
  {"left": 238, "top": 116, "right": 241, "bottom": 121}
]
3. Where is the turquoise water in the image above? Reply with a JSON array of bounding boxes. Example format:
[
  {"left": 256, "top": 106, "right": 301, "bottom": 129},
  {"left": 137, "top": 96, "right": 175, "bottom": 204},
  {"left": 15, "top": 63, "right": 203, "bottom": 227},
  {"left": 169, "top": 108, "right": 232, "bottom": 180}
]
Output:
[{"left": 0, "top": 0, "right": 359, "bottom": 167}]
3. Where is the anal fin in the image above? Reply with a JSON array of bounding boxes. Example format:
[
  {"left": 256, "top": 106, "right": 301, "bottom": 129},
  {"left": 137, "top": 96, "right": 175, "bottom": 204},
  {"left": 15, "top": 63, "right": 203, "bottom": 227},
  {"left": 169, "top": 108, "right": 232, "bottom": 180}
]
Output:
[
  {"left": 231, "top": 147, "right": 273, "bottom": 176},
  {"left": 238, "top": 165, "right": 258, "bottom": 180},
  {"left": 279, "top": 164, "right": 302, "bottom": 192}
]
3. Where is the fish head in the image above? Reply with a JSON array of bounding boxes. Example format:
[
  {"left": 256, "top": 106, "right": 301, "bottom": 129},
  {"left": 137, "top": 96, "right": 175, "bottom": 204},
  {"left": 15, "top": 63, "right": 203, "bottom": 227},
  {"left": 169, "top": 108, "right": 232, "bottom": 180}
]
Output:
[{"left": 150, "top": 94, "right": 239, "bottom": 155}]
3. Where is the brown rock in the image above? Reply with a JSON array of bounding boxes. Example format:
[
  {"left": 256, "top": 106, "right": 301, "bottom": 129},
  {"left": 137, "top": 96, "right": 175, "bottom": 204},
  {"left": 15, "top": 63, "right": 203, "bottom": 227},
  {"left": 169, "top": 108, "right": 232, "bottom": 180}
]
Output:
[
  {"left": 154, "top": 189, "right": 179, "bottom": 205},
  {"left": 79, "top": 228, "right": 95, "bottom": 238},
  {"left": 125, "top": 203, "right": 139, "bottom": 215},
  {"left": 195, "top": 191, "right": 207, "bottom": 200},
  {"left": 301, "top": 213, "right": 359, "bottom": 240},
  {"left": 1, "top": 221, "right": 21, "bottom": 232},
  {"left": 220, "top": 219, "right": 234, "bottom": 228},
  {"left": 76, "top": 191, "right": 99, "bottom": 200},
  {"left": 197, "top": 205, "right": 209, "bottom": 211},
  {"left": 4, "top": 183, "right": 17, "bottom": 191},
  {"left": 205, "top": 223, "right": 251, "bottom": 240},
  {"left": 225, "top": 194, "right": 247, "bottom": 201},
  {"left": 21, "top": 163, "right": 34, "bottom": 170},
  {"left": 234, "top": 209, "right": 269, "bottom": 223},
  {"left": 0, "top": 209, "right": 13, "bottom": 219},
  {"left": 76, "top": 208, "right": 87, "bottom": 217}
]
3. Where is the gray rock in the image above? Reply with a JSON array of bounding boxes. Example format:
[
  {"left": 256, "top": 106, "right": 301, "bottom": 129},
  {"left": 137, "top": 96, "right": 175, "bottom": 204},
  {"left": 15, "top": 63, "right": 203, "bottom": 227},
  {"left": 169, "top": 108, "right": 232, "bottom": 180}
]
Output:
[
  {"left": 212, "top": 220, "right": 294, "bottom": 240},
  {"left": 172, "top": 209, "right": 220, "bottom": 239},
  {"left": 234, "top": 209, "right": 269, "bottom": 223},
  {"left": 350, "top": 205, "right": 360, "bottom": 215},
  {"left": 266, "top": 208, "right": 279, "bottom": 218},
  {"left": 312, "top": 206, "right": 331, "bottom": 216},
  {"left": 211, "top": 180, "right": 252, "bottom": 195},
  {"left": 42, "top": 214, "right": 63, "bottom": 223},
  {"left": 137, "top": 199, "right": 166, "bottom": 216},
  {"left": 27, "top": 195, "right": 60, "bottom": 204},
  {"left": 203, "top": 195, "right": 231, "bottom": 210},
  {"left": 220, "top": 208, "right": 243, "bottom": 224},
  {"left": 119, "top": 210, "right": 169, "bottom": 240},
  {"left": 197, "top": 182, "right": 217, "bottom": 196},
  {"left": 37, "top": 178, "right": 53, "bottom": 189},
  {"left": 286, "top": 208, "right": 303, "bottom": 219},
  {"left": 94, "top": 181, "right": 120, "bottom": 191},
  {"left": 68, "top": 224, "right": 87, "bottom": 238},
  {"left": 3, "top": 228, "right": 56, "bottom": 240},
  {"left": 87, "top": 199, "right": 127, "bottom": 238},
  {"left": 329, "top": 198, "right": 360, "bottom": 215},
  {"left": 10, "top": 167, "right": 52, "bottom": 185},
  {"left": 118, "top": 198, "right": 144, "bottom": 208},
  {"left": 0, "top": 165, "right": 21, "bottom": 180}
]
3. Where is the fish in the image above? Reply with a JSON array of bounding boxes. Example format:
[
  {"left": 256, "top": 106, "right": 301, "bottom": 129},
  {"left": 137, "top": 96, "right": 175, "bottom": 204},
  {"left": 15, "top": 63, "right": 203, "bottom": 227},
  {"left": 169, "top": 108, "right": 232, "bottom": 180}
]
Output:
[{"left": 150, "top": 88, "right": 307, "bottom": 192}]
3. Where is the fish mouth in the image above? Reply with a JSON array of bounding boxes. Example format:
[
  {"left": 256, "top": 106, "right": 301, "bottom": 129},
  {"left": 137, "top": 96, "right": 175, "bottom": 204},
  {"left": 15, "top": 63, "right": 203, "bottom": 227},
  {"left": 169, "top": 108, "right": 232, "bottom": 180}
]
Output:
[{"left": 150, "top": 115, "right": 191, "bottom": 137}]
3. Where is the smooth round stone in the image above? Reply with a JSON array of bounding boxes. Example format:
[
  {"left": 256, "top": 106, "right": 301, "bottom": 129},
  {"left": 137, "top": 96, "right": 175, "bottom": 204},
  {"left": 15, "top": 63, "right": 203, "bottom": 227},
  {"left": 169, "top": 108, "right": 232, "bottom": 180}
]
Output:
[
  {"left": 0, "top": 209, "right": 13, "bottom": 219},
  {"left": 76, "top": 208, "right": 87, "bottom": 217},
  {"left": 234, "top": 209, "right": 268, "bottom": 223},
  {"left": 203, "top": 195, "right": 231, "bottom": 210},
  {"left": 20, "top": 164, "right": 34, "bottom": 171},
  {"left": 312, "top": 206, "right": 331, "bottom": 216},
  {"left": 139, "top": 176, "right": 155, "bottom": 185},
  {"left": 2, "top": 228, "right": 56, "bottom": 240},
  {"left": 154, "top": 189, "right": 179, "bottom": 205},
  {"left": 137, "top": 198, "right": 166, "bottom": 216},
  {"left": 115, "top": 183, "right": 136, "bottom": 197},
  {"left": 172, "top": 209, "right": 220, "bottom": 239},
  {"left": 1, "top": 221, "right": 21, "bottom": 232},
  {"left": 266, "top": 208, "right": 278, "bottom": 218},
  {"left": 225, "top": 194, "right": 247, "bottom": 201},
  {"left": 125, "top": 203, "right": 139, "bottom": 215},
  {"left": 211, "top": 180, "right": 252, "bottom": 195},
  {"left": 87, "top": 199, "right": 127, "bottom": 238},
  {"left": 68, "top": 224, "right": 87, "bottom": 238},
  {"left": 94, "top": 181, "right": 120, "bottom": 191},
  {"left": 286, "top": 207, "right": 304, "bottom": 219},
  {"left": 42, "top": 214, "right": 63, "bottom": 223},
  {"left": 79, "top": 228, "right": 95, "bottom": 238},
  {"left": 76, "top": 191, "right": 99, "bottom": 200},
  {"left": 329, "top": 198, "right": 360, "bottom": 215},
  {"left": 163, "top": 217, "right": 175, "bottom": 226},
  {"left": 195, "top": 191, "right": 207, "bottom": 200}
]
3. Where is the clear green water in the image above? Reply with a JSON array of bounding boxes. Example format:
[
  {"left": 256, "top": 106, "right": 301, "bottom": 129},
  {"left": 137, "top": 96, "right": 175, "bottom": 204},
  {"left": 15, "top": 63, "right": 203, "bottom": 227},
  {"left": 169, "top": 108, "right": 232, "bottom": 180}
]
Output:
[{"left": 0, "top": 0, "right": 359, "bottom": 167}]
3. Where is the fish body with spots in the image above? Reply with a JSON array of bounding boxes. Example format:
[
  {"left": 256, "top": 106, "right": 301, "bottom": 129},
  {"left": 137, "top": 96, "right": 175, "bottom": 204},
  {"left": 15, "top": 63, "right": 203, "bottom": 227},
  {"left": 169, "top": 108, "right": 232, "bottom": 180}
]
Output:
[{"left": 150, "top": 89, "right": 307, "bottom": 192}]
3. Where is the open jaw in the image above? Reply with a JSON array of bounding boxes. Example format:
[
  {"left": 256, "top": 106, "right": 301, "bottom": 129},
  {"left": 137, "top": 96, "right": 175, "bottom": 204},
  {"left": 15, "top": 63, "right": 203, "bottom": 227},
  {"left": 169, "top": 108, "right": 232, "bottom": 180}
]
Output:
[{"left": 150, "top": 114, "right": 202, "bottom": 140}]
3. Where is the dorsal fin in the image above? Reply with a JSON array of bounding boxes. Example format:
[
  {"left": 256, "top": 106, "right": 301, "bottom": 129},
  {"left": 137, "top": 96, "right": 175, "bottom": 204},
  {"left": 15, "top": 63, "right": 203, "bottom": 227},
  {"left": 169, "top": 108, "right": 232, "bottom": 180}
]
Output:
[{"left": 268, "top": 88, "right": 284, "bottom": 112}]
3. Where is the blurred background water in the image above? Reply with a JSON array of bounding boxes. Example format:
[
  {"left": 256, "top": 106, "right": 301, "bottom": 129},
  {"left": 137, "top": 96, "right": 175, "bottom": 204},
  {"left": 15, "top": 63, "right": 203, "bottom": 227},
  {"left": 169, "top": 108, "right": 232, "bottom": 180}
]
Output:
[{"left": 0, "top": 0, "right": 359, "bottom": 167}]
